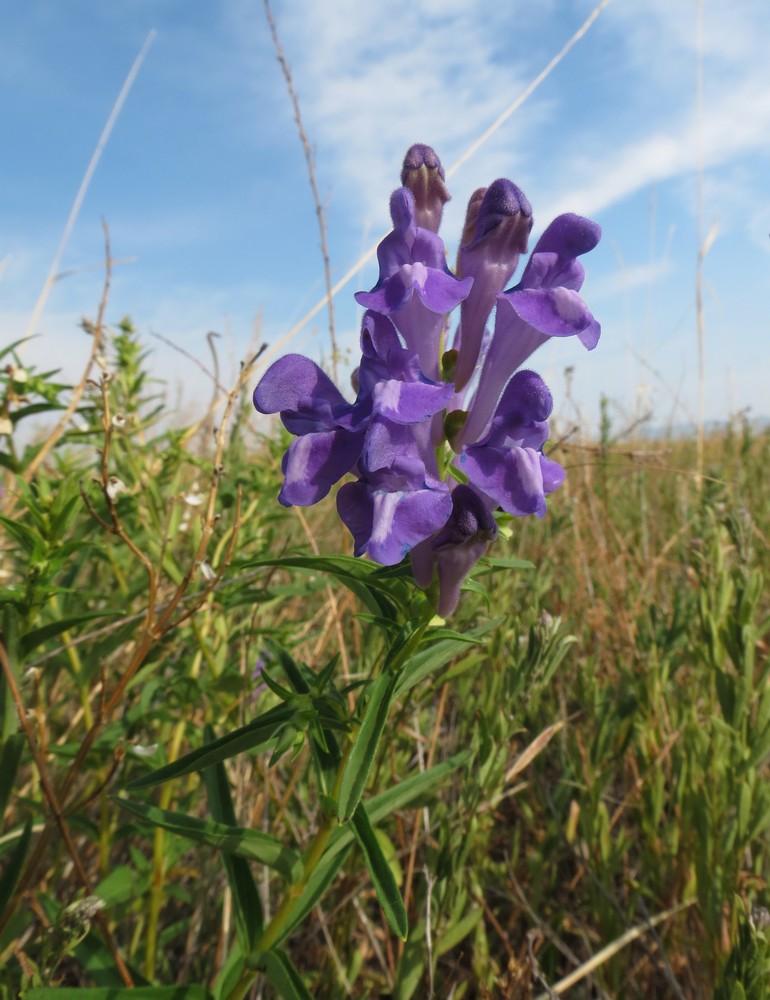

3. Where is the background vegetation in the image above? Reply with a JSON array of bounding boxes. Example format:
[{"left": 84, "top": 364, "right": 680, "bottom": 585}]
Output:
[{"left": 1, "top": 307, "right": 769, "bottom": 999}]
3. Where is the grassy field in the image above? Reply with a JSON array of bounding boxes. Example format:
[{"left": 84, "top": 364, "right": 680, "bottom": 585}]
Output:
[{"left": 1, "top": 320, "right": 769, "bottom": 998}]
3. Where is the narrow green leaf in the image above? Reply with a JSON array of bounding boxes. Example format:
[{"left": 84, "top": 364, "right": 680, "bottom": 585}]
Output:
[
  {"left": 0, "top": 515, "right": 42, "bottom": 555},
  {"left": 126, "top": 703, "right": 294, "bottom": 789},
  {"left": 239, "top": 554, "right": 405, "bottom": 619},
  {"left": 202, "top": 725, "right": 263, "bottom": 947},
  {"left": 115, "top": 797, "right": 302, "bottom": 883},
  {"left": 25, "top": 989, "right": 212, "bottom": 999},
  {"left": 277, "top": 751, "right": 471, "bottom": 945},
  {"left": 352, "top": 803, "right": 408, "bottom": 939},
  {"left": 262, "top": 949, "right": 314, "bottom": 1000},
  {"left": 395, "top": 618, "right": 502, "bottom": 698},
  {"left": 20, "top": 611, "right": 121, "bottom": 658},
  {"left": 337, "top": 670, "right": 398, "bottom": 822},
  {"left": 435, "top": 906, "right": 483, "bottom": 958},
  {"left": 0, "top": 818, "right": 32, "bottom": 917},
  {"left": 0, "top": 732, "right": 25, "bottom": 828},
  {"left": 476, "top": 556, "right": 535, "bottom": 573}
]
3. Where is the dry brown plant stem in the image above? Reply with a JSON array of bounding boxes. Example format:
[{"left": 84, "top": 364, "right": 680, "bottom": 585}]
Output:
[
  {"left": 0, "top": 642, "right": 134, "bottom": 987},
  {"left": 0, "top": 345, "right": 256, "bottom": 943}
]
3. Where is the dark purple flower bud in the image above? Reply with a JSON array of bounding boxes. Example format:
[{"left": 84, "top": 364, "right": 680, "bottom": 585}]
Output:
[
  {"left": 453, "top": 180, "right": 533, "bottom": 392},
  {"left": 415, "top": 485, "right": 498, "bottom": 617},
  {"left": 458, "top": 370, "right": 564, "bottom": 518},
  {"left": 401, "top": 143, "right": 451, "bottom": 233},
  {"left": 459, "top": 213, "right": 601, "bottom": 445}
]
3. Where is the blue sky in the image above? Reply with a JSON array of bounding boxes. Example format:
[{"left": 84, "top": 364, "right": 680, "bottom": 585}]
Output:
[{"left": 3, "top": 0, "right": 769, "bottom": 435}]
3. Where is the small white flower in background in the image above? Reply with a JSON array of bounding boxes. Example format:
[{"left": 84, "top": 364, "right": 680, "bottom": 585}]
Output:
[
  {"left": 199, "top": 560, "right": 216, "bottom": 581},
  {"left": 0, "top": 416, "right": 12, "bottom": 436},
  {"left": 131, "top": 743, "right": 159, "bottom": 758},
  {"left": 9, "top": 365, "right": 28, "bottom": 384},
  {"left": 111, "top": 413, "right": 128, "bottom": 430},
  {"left": 183, "top": 485, "right": 204, "bottom": 507},
  {"left": 105, "top": 476, "right": 127, "bottom": 501}
]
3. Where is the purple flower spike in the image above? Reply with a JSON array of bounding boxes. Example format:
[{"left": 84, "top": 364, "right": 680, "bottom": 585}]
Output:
[
  {"left": 459, "top": 213, "right": 601, "bottom": 445},
  {"left": 401, "top": 143, "right": 451, "bottom": 233},
  {"left": 355, "top": 188, "right": 473, "bottom": 379},
  {"left": 459, "top": 370, "right": 565, "bottom": 518},
  {"left": 453, "top": 180, "right": 533, "bottom": 392},
  {"left": 429, "top": 485, "right": 498, "bottom": 618}
]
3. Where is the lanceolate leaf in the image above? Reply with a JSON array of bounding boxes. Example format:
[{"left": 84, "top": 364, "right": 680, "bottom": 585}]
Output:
[
  {"left": 0, "top": 818, "right": 32, "bottom": 917},
  {"left": 337, "top": 670, "right": 399, "bottom": 822},
  {"left": 202, "top": 725, "right": 264, "bottom": 948},
  {"left": 262, "top": 949, "right": 315, "bottom": 1000},
  {"left": 115, "top": 797, "right": 302, "bottom": 883},
  {"left": 24, "top": 988, "right": 212, "bottom": 999},
  {"left": 126, "top": 703, "right": 294, "bottom": 789},
  {"left": 277, "top": 751, "right": 471, "bottom": 944},
  {"left": 352, "top": 803, "right": 408, "bottom": 939},
  {"left": 395, "top": 617, "right": 503, "bottom": 698},
  {"left": 239, "top": 554, "right": 408, "bottom": 619}
]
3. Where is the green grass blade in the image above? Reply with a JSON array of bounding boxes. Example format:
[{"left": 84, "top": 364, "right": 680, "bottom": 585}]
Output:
[
  {"left": 277, "top": 751, "right": 471, "bottom": 945},
  {"left": 352, "top": 802, "right": 408, "bottom": 940}
]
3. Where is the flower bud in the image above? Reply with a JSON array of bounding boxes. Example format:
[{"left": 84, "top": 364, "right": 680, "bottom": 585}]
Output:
[{"left": 400, "top": 143, "right": 451, "bottom": 233}]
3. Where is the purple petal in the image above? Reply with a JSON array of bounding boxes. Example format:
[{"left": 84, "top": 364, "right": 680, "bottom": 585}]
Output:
[
  {"left": 279, "top": 428, "right": 364, "bottom": 506},
  {"left": 530, "top": 213, "right": 601, "bottom": 260},
  {"left": 372, "top": 378, "right": 454, "bottom": 424},
  {"left": 460, "top": 445, "right": 550, "bottom": 518},
  {"left": 506, "top": 287, "right": 596, "bottom": 338},
  {"left": 336, "top": 481, "right": 374, "bottom": 557},
  {"left": 367, "top": 486, "right": 452, "bottom": 565},
  {"left": 337, "top": 478, "right": 452, "bottom": 565},
  {"left": 254, "top": 355, "right": 348, "bottom": 424}
]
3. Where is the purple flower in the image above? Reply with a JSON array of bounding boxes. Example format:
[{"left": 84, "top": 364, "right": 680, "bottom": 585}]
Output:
[
  {"left": 459, "top": 213, "right": 601, "bottom": 447},
  {"left": 253, "top": 143, "right": 602, "bottom": 615},
  {"left": 410, "top": 485, "right": 498, "bottom": 617},
  {"left": 453, "top": 180, "right": 533, "bottom": 392},
  {"left": 355, "top": 187, "right": 473, "bottom": 380},
  {"left": 337, "top": 420, "right": 452, "bottom": 565},
  {"left": 458, "top": 370, "right": 564, "bottom": 518}
]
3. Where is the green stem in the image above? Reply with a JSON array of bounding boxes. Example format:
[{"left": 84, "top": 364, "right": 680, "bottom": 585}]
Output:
[{"left": 224, "top": 606, "right": 434, "bottom": 1000}]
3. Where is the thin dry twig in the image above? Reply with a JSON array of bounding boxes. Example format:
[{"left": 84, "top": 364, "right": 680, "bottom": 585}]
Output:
[
  {"left": 264, "top": 0, "right": 338, "bottom": 382},
  {"left": 0, "top": 643, "right": 134, "bottom": 987},
  {"left": 249, "top": 0, "right": 614, "bottom": 372}
]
